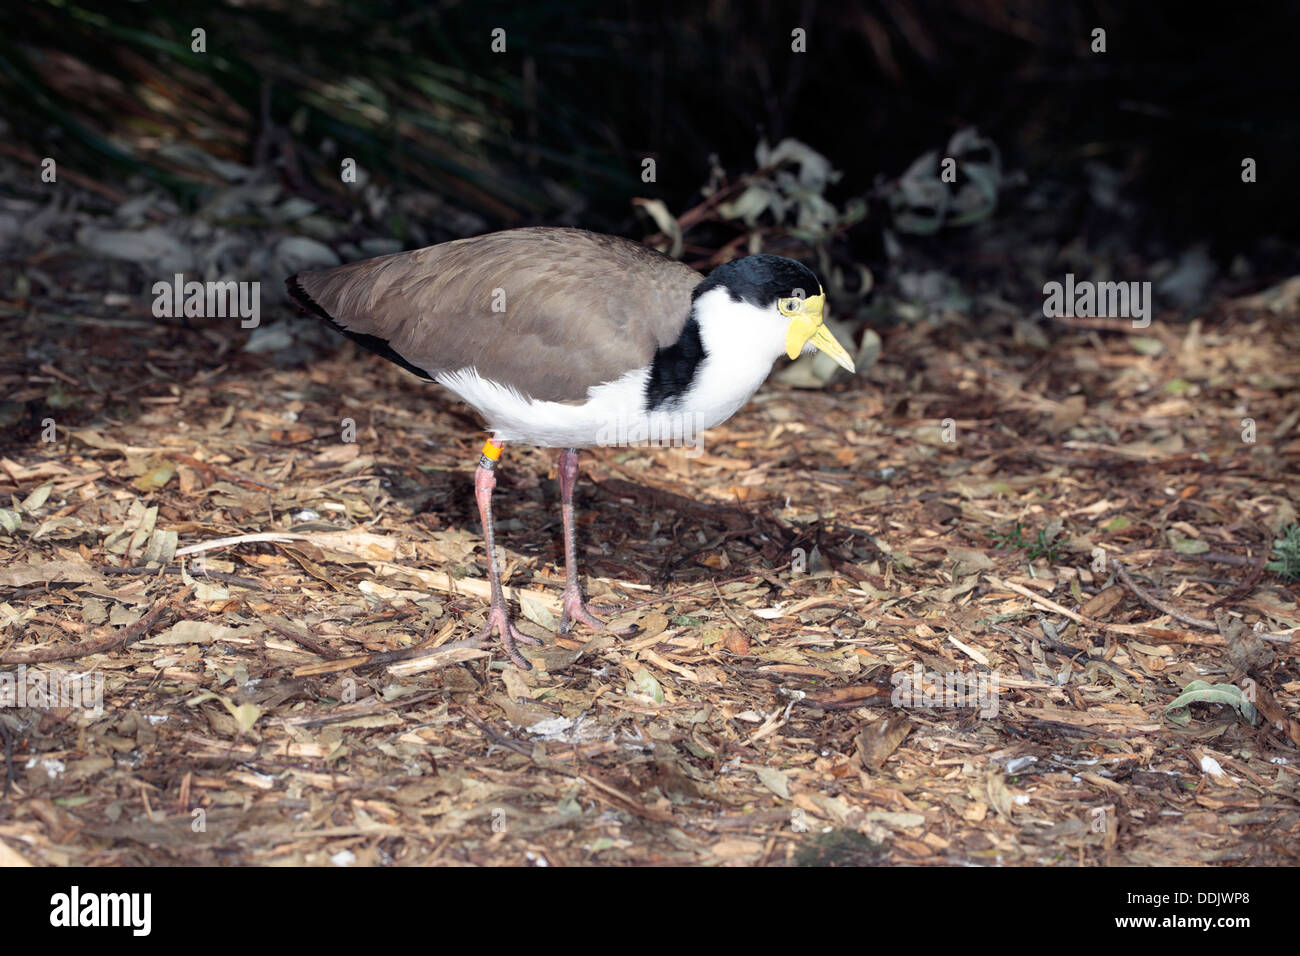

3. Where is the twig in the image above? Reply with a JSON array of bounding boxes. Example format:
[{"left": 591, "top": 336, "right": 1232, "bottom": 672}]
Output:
[
  {"left": 386, "top": 640, "right": 490, "bottom": 677},
  {"left": 617, "top": 572, "right": 764, "bottom": 613},
  {"left": 1207, "top": 550, "right": 1269, "bottom": 611},
  {"left": 0, "top": 600, "right": 173, "bottom": 664},
  {"left": 279, "top": 692, "right": 437, "bottom": 729},
  {"left": 711, "top": 580, "right": 761, "bottom": 642},
  {"left": 176, "top": 532, "right": 302, "bottom": 557},
  {"left": 292, "top": 638, "right": 487, "bottom": 678},
  {"left": 987, "top": 575, "right": 1183, "bottom": 641},
  {"left": 1113, "top": 562, "right": 1217, "bottom": 632},
  {"left": 460, "top": 706, "right": 673, "bottom": 824},
  {"left": 989, "top": 577, "right": 1098, "bottom": 629},
  {"left": 260, "top": 616, "right": 343, "bottom": 660},
  {"left": 1189, "top": 551, "right": 1268, "bottom": 568},
  {"left": 0, "top": 141, "right": 141, "bottom": 210},
  {"left": 0, "top": 718, "right": 16, "bottom": 798},
  {"left": 99, "top": 565, "right": 263, "bottom": 589},
  {"left": 639, "top": 176, "right": 752, "bottom": 246},
  {"left": 173, "top": 455, "right": 279, "bottom": 492},
  {"left": 1046, "top": 314, "right": 1153, "bottom": 333}
]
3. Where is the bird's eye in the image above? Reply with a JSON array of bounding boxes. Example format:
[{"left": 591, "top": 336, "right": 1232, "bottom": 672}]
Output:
[{"left": 778, "top": 297, "right": 803, "bottom": 315}]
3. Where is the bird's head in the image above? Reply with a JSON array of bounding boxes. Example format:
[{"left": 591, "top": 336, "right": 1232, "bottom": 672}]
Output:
[{"left": 691, "top": 254, "right": 856, "bottom": 373}]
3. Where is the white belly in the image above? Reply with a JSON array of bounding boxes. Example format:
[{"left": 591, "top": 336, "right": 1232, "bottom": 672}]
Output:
[{"left": 436, "top": 357, "right": 768, "bottom": 449}]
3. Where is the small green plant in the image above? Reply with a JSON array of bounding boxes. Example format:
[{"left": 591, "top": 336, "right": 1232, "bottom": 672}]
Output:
[
  {"left": 987, "top": 521, "right": 1029, "bottom": 550},
  {"left": 1266, "top": 522, "right": 1300, "bottom": 582},
  {"left": 986, "top": 521, "right": 1066, "bottom": 564}
]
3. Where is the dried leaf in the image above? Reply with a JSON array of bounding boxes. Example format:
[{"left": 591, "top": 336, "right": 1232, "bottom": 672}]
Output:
[
  {"left": 131, "top": 459, "right": 175, "bottom": 492},
  {"left": 518, "top": 590, "right": 557, "bottom": 631},
  {"left": 753, "top": 766, "right": 791, "bottom": 799},
  {"left": 630, "top": 667, "right": 664, "bottom": 705},
  {"left": 20, "top": 482, "right": 54, "bottom": 512},
  {"left": 856, "top": 715, "right": 914, "bottom": 770},
  {"left": 0, "top": 561, "right": 105, "bottom": 587},
  {"left": 1080, "top": 585, "right": 1125, "bottom": 620}
]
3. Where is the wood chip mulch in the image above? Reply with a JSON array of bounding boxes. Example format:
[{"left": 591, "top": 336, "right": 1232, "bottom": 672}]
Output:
[{"left": 1, "top": 290, "right": 1298, "bottom": 867}]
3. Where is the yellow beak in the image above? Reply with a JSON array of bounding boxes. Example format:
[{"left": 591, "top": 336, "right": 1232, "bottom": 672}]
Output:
[{"left": 784, "top": 294, "right": 856, "bottom": 372}]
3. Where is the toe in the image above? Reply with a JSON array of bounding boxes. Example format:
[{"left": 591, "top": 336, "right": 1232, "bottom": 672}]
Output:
[
  {"left": 510, "top": 626, "right": 543, "bottom": 646},
  {"left": 501, "top": 635, "right": 534, "bottom": 670}
]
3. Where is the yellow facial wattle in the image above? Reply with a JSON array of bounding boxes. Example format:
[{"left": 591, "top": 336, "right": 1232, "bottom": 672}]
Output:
[{"left": 782, "top": 293, "right": 855, "bottom": 372}]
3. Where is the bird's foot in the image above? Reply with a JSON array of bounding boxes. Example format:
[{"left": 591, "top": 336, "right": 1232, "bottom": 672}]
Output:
[
  {"left": 477, "top": 605, "right": 543, "bottom": 670},
  {"left": 559, "top": 586, "right": 640, "bottom": 636}
]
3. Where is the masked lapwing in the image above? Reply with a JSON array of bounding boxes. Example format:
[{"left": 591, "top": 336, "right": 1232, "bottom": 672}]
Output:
[{"left": 287, "top": 227, "right": 855, "bottom": 669}]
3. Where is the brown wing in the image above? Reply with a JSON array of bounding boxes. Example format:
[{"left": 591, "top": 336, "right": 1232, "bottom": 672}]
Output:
[{"left": 286, "top": 227, "right": 702, "bottom": 403}]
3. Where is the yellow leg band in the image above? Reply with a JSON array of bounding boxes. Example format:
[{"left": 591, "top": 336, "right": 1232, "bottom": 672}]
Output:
[{"left": 478, "top": 438, "right": 504, "bottom": 469}]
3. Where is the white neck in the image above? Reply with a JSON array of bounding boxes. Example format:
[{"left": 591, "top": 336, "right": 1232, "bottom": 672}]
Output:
[{"left": 678, "top": 287, "right": 786, "bottom": 422}]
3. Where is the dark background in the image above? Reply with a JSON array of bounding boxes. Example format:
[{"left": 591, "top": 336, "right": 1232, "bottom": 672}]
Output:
[{"left": 3, "top": 0, "right": 1297, "bottom": 271}]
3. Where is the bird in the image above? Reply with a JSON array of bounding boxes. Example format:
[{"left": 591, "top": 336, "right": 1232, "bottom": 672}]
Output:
[{"left": 286, "top": 227, "right": 855, "bottom": 669}]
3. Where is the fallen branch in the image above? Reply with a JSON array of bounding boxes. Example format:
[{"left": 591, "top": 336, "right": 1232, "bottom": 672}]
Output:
[
  {"left": 99, "top": 565, "right": 263, "bottom": 589},
  {"left": 260, "top": 615, "right": 344, "bottom": 660},
  {"left": 385, "top": 641, "right": 490, "bottom": 677},
  {"left": 176, "top": 532, "right": 302, "bottom": 557},
  {"left": 1207, "top": 551, "right": 1269, "bottom": 611},
  {"left": 989, "top": 577, "right": 1108, "bottom": 630},
  {"left": 618, "top": 572, "right": 764, "bottom": 613},
  {"left": 460, "top": 705, "right": 673, "bottom": 824},
  {"left": 1113, "top": 561, "right": 1218, "bottom": 632},
  {"left": 0, "top": 718, "right": 17, "bottom": 798},
  {"left": 173, "top": 455, "right": 279, "bottom": 492},
  {"left": 0, "top": 600, "right": 173, "bottom": 664},
  {"left": 290, "top": 637, "right": 488, "bottom": 678}
]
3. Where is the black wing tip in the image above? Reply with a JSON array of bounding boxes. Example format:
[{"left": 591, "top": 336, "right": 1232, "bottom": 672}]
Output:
[
  {"left": 283, "top": 272, "right": 435, "bottom": 382},
  {"left": 285, "top": 272, "right": 324, "bottom": 317}
]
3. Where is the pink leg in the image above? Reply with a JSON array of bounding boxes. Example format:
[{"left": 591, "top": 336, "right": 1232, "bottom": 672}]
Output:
[
  {"left": 473, "top": 447, "right": 541, "bottom": 669},
  {"left": 558, "top": 448, "right": 635, "bottom": 635}
]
